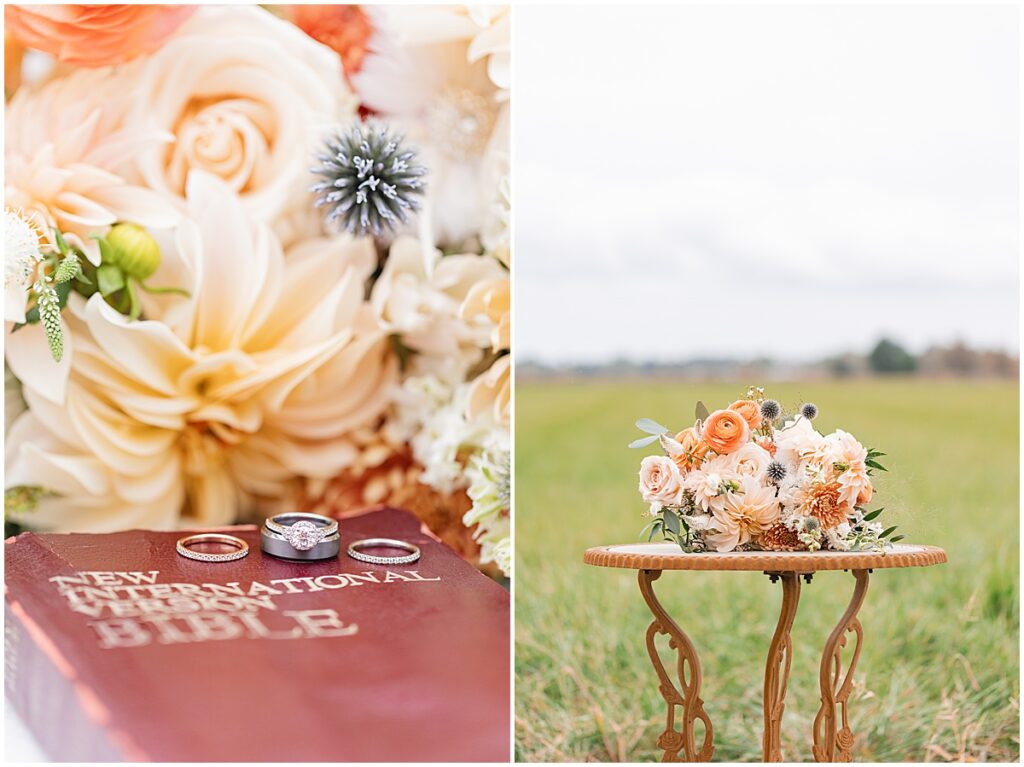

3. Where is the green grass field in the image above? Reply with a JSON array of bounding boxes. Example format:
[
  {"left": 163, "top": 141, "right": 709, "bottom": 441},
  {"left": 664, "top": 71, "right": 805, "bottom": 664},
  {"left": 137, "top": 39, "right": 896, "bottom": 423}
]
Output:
[{"left": 515, "top": 378, "right": 1019, "bottom": 762}]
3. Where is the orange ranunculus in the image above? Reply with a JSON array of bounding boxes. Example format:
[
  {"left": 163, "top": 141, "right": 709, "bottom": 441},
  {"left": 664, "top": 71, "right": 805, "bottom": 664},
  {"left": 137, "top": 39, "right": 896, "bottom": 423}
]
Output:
[
  {"left": 290, "top": 5, "right": 373, "bottom": 77},
  {"left": 4, "top": 5, "right": 193, "bottom": 67},
  {"left": 702, "top": 409, "right": 750, "bottom": 455},
  {"left": 672, "top": 427, "right": 710, "bottom": 472},
  {"left": 857, "top": 480, "right": 873, "bottom": 506},
  {"left": 729, "top": 399, "right": 763, "bottom": 431},
  {"left": 756, "top": 436, "right": 777, "bottom": 457}
]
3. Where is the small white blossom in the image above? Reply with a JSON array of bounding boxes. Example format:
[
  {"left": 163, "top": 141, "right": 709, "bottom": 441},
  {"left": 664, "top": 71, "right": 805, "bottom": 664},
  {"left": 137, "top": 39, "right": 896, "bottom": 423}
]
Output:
[{"left": 4, "top": 209, "right": 43, "bottom": 323}]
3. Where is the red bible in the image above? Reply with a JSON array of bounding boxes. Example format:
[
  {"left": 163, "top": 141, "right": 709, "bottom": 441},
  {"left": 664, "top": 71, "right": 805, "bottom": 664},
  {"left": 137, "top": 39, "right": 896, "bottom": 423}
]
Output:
[{"left": 5, "top": 507, "right": 510, "bottom": 762}]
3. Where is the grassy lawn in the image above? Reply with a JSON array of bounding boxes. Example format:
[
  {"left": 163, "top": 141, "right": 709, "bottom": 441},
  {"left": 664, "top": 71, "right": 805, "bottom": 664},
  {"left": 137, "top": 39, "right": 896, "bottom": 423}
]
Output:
[{"left": 514, "top": 378, "right": 1019, "bottom": 762}]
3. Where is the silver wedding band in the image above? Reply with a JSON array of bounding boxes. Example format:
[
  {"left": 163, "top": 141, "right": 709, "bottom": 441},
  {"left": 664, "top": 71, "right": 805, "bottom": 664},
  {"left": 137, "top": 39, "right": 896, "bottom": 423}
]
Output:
[
  {"left": 176, "top": 533, "right": 249, "bottom": 563},
  {"left": 347, "top": 538, "right": 421, "bottom": 565}
]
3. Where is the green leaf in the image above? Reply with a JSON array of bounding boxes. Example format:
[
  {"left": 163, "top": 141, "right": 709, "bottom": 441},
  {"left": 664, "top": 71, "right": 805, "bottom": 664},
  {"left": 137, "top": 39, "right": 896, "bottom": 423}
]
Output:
[
  {"left": 695, "top": 401, "right": 710, "bottom": 421},
  {"left": 865, "top": 459, "right": 887, "bottom": 471},
  {"left": 54, "top": 279, "right": 72, "bottom": 308},
  {"left": 97, "top": 264, "right": 125, "bottom": 296},
  {"left": 663, "top": 509, "right": 680, "bottom": 535},
  {"left": 880, "top": 525, "right": 897, "bottom": 539},
  {"left": 628, "top": 434, "right": 660, "bottom": 449},
  {"left": 650, "top": 520, "right": 663, "bottom": 541},
  {"left": 862, "top": 508, "right": 884, "bottom": 521},
  {"left": 890, "top": 535, "right": 905, "bottom": 543},
  {"left": 52, "top": 228, "right": 70, "bottom": 255},
  {"left": 636, "top": 418, "right": 669, "bottom": 436}
]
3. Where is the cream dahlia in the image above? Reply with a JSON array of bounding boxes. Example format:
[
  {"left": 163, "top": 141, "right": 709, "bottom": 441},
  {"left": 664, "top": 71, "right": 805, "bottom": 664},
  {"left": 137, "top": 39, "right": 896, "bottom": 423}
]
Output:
[
  {"left": 706, "top": 476, "right": 781, "bottom": 552},
  {"left": 4, "top": 173, "right": 395, "bottom": 531}
]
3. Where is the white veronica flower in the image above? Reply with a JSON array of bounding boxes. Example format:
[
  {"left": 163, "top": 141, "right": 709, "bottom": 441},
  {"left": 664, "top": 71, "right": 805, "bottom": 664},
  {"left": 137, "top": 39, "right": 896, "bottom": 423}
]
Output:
[{"left": 5, "top": 209, "right": 43, "bottom": 323}]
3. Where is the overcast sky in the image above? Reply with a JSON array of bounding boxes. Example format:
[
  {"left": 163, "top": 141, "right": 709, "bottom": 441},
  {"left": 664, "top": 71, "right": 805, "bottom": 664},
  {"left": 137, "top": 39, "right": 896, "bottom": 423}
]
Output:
[{"left": 515, "top": 5, "right": 1019, "bottom": 364}]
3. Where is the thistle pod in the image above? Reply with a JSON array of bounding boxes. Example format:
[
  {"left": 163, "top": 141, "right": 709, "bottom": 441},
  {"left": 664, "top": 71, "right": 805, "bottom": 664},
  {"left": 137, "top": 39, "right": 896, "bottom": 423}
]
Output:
[
  {"left": 800, "top": 402, "right": 818, "bottom": 420},
  {"left": 104, "top": 223, "right": 161, "bottom": 280},
  {"left": 760, "top": 399, "right": 781, "bottom": 421}
]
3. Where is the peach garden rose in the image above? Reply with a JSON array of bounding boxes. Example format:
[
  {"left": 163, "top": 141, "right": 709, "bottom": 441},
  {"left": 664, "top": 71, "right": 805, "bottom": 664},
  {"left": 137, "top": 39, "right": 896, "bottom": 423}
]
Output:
[
  {"left": 125, "top": 7, "right": 355, "bottom": 231},
  {"left": 638, "top": 455, "right": 685, "bottom": 508}
]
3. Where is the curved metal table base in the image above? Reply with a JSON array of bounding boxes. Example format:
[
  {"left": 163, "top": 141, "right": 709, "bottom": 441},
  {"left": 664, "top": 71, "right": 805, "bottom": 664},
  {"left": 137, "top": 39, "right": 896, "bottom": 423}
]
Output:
[{"left": 638, "top": 568, "right": 870, "bottom": 763}]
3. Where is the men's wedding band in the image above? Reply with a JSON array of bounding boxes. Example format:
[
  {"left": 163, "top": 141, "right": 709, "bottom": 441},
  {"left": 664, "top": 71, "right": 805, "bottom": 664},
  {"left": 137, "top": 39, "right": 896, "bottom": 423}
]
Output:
[
  {"left": 347, "top": 538, "right": 421, "bottom": 565},
  {"left": 176, "top": 533, "right": 249, "bottom": 563},
  {"left": 261, "top": 526, "right": 340, "bottom": 561}
]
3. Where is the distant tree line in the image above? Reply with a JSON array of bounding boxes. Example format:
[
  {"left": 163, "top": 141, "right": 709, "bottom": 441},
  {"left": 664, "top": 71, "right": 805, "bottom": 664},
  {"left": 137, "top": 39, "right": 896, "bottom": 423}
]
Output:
[{"left": 519, "top": 338, "right": 1019, "bottom": 380}]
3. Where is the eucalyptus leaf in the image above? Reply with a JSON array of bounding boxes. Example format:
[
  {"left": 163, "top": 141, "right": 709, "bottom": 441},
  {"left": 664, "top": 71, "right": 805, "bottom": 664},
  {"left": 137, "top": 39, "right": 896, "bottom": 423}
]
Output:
[
  {"left": 880, "top": 525, "right": 897, "bottom": 539},
  {"left": 636, "top": 418, "right": 669, "bottom": 436},
  {"left": 663, "top": 509, "right": 680, "bottom": 535},
  {"left": 628, "top": 435, "right": 660, "bottom": 449},
  {"left": 890, "top": 535, "right": 905, "bottom": 543},
  {"left": 862, "top": 508, "right": 883, "bottom": 521}
]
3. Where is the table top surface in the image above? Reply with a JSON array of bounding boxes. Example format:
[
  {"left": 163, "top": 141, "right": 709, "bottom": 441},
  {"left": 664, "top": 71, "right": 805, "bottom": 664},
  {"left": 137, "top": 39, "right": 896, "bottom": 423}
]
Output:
[{"left": 583, "top": 542, "right": 947, "bottom": 573}]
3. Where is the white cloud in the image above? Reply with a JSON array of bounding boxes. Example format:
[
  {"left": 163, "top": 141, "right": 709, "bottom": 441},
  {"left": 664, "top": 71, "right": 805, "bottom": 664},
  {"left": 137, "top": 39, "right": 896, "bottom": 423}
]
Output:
[{"left": 515, "top": 4, "right": 1019, "bottom": 363}]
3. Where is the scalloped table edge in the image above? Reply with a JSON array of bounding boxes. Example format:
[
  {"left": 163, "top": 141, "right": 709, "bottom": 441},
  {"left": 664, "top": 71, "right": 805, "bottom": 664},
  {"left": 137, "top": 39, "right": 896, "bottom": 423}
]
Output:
[{"left": 583, "top": 543, "right": 947, "bottom": 572}]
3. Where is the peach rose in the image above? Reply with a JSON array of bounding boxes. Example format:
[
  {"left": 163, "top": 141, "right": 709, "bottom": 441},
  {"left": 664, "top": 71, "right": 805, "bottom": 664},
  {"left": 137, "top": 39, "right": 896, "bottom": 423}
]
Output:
[
  {"left": 729, "top": 399, "right": 763, "bottom": 431},
  {"left": 4, "top": 5, "right": 194, "bottom": 67},
  {"left": 671, "top": 427, "right": 710, "bottom": 472},
  {"left": 638, "top": 456, "right": 685, "bottom": 508},
  {"left": 702, "top": 409, "right": 750, "bottom": 455},
  {"left": 126, "top": 7, "right": 353, "bottom": 229}
]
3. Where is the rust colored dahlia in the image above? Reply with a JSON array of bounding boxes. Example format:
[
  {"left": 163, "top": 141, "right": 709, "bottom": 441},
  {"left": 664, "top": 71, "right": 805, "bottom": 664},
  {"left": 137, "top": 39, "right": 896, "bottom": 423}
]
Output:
[
  {"left": 803, "top": 480, "right": 848, "bottom": 530},
  {"left": 758, "top": 524, "right": 804, "bottom": 552}
]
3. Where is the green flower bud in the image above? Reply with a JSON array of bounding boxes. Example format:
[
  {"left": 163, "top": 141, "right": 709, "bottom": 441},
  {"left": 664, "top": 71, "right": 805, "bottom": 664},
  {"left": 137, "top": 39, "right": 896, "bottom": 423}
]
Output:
[{"left": 105, "top": 223, "right": 161, "bottom": 280}]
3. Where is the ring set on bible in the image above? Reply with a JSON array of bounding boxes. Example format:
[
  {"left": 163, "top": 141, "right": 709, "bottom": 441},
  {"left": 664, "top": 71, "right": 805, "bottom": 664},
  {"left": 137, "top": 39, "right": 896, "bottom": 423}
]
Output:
[{"left": 175, "top": 512, "right": 421, "bottom": 566}]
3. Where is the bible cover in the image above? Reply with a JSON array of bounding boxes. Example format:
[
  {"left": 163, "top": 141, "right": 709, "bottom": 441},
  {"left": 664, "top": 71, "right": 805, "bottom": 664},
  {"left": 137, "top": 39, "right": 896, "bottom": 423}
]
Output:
[{"left": 5, "top": 507, "right": 510, "bottom": 762}]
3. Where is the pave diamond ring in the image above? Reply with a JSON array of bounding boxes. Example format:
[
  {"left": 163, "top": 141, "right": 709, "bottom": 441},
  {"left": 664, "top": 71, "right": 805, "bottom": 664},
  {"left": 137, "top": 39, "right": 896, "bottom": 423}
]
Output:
[
  {"left": 264, "top": 512, "right": 338, "bottom": 551},
  {"left": 347, "top": 538, "right": 421, "bottom": 566},
  {"left": 176, "top": 533, "right": 249, "bottom": 563}
]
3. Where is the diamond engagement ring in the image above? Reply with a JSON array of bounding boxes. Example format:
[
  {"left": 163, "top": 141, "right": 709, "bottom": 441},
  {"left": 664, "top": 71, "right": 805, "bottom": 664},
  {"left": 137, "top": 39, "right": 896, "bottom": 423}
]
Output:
[
  {"left": 261, "top": 523, "right": 340, "bottom": 562},
  {"left": 347, "top": 538, "right": 421, "bottom": 565},
  {"left": 264, "top": 512, "right": 339, "bottom": 551},
  {"left": 176, "top": 533, "right": 250, "bottom": 563}
]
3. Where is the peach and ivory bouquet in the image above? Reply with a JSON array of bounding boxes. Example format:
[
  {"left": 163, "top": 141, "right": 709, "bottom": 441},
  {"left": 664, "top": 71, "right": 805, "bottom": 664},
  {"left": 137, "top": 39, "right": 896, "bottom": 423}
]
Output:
[
  {"left": 4, "top": 5, "right": 509, "bottom": 575},
  {"left": 631, "top": 388, "right": 895, "bottom": 553}
]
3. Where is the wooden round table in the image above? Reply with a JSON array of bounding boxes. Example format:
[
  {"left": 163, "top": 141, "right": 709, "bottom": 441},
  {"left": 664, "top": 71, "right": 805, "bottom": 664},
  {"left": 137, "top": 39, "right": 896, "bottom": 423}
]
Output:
[{"left": 583, "top": 543, "right": 947, "bottom": 762}]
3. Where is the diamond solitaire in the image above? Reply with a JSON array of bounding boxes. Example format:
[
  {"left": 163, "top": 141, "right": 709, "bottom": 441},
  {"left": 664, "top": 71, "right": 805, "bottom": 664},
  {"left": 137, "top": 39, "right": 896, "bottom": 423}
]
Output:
[{"left": 282, "top": 520, "right": 325, "bottom": 551}]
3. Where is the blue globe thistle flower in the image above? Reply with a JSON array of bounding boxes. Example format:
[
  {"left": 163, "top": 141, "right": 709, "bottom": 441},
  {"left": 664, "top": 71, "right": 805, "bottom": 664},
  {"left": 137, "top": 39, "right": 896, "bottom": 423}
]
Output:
[{"left": 311, "top": 121, "right": 427, "bottom": 237}]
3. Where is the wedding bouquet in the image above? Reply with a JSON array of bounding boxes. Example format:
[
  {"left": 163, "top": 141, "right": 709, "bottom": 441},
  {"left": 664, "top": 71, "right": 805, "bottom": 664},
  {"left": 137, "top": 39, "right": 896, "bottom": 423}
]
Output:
[
  {"left": 4, "top": 5, "right": 510, "bottom": 576},
  {"left": 631, "top": 388, "right": 895, "bottom": 553}
]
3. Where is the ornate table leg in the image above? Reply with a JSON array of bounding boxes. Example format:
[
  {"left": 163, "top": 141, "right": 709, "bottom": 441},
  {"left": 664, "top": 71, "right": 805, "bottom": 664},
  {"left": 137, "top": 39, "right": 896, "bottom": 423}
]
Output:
[
  {"left": 762, "top": 572, "right": 802, "bottom": 762},
  {"left": 812, "top": 569, "right": 870, "bottom": 762},
  {"left": 638, "top": 569, "right": 714, "bottom": 762}
]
